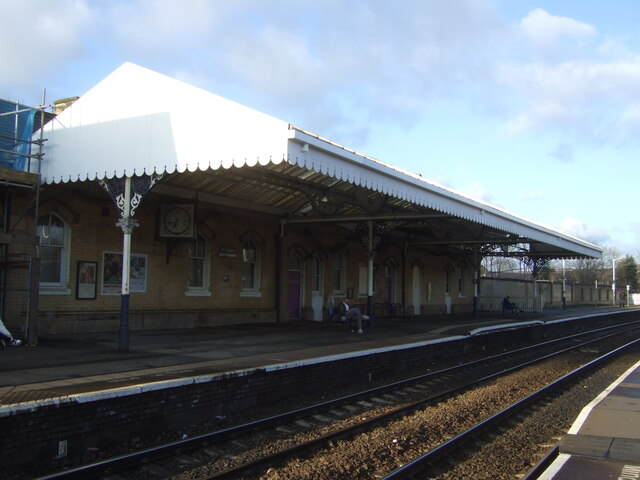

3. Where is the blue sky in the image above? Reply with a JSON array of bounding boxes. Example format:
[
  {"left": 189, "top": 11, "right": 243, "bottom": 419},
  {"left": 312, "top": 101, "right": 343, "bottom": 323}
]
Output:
[{"left": 1, "top": 0, "right": 639, "bottom": 256}]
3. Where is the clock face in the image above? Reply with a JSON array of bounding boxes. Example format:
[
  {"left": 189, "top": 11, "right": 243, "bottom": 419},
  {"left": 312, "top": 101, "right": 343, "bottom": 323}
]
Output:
[{"left": 163, "top": 206, "right": 191, "bottom": 235}]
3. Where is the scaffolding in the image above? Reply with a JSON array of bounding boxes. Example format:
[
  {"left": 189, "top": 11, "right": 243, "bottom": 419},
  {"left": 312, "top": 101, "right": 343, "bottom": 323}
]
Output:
[{"left": 0, "top": 97, "right": 52, "bottom": 344}]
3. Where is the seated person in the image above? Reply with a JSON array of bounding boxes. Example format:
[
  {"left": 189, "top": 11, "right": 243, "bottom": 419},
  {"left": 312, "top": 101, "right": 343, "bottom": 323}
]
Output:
[
  {"left": 502, "top": 296, "right": 521, "bottom": 316},
  {"left": 337, "top": 297, "right": 369, "bottom": 334},
  {"left": 0, "top": 317, "right": 21, "bottom": 347}
]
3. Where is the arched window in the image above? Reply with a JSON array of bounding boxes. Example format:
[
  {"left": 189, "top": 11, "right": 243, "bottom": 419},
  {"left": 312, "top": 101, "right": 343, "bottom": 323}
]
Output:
[
  {"left": 241, "top": 239, "right": 261, "bottom": 296},
  {"left": 38, "top": 213, "right": 69, "bottom": 292},
  {"left": 186, "top": 232, "right": 210, "bottom": 296}
]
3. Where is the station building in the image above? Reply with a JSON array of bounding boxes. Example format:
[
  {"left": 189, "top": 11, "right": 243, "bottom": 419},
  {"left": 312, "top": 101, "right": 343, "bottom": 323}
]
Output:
[{"left": 0, "top": 63, "right": 602, "bottom": 344}]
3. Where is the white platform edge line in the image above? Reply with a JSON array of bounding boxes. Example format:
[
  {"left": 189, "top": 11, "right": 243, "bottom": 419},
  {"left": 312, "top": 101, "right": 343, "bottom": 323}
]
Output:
[
  {"left": 536, "top": 453, "right": 572, "bottom": 480},
  {"left": 567, "top": 358, "right": 640, "bottom": 435}
]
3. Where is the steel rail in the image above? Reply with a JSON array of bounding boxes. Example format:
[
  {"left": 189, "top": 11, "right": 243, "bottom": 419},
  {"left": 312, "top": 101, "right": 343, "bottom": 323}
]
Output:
[
  {"left": 380, "top": 337, "right": 640, "bottom": 480},
  {"left": 37, "top": 322, "right": 640, "bottom": 480}
]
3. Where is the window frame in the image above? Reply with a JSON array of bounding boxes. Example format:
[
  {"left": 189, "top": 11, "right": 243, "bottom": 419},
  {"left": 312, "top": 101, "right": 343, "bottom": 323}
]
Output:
[
  {"left": 240, "top": 238, "right": 261, "bottom": 297},
  {"left": 38, "top": 212, "right": 71, "bottom": 295},
  {"left": 185, "top": 231, "right": 211, "bottom": 297}
]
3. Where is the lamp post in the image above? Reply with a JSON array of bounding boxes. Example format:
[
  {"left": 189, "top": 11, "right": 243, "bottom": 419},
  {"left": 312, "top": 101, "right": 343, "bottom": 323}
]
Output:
[{"left": 612, "top": 256, "right": 624, "bottom": 307}]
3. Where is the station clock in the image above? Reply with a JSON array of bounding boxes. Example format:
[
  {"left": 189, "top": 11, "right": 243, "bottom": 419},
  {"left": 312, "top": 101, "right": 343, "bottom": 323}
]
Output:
[{"left": 158, "top": 204, "right": 195, "bottom": 238}]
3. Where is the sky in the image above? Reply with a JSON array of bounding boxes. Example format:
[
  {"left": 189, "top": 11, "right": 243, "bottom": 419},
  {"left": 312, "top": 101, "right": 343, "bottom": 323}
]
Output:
[{"left": 1, "top": 0, "right": 639, "bottom": 256}]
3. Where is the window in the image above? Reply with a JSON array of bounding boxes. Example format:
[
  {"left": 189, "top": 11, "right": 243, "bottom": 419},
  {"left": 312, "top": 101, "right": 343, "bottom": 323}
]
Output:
[
  {"left": 457, "top": 268, "right": 464, "bottom": 297},
  {"left": 241, "top": 239, "right": 261, "bottom": 296},
  {"left": 38, "top": 213, "right": 70, "bottom": 293},
  {"left": 333, "top": 253, "right": 345, "bottom": 292},
  {"left": 186, "top": 232, "right": 210, "bottom": 296}
]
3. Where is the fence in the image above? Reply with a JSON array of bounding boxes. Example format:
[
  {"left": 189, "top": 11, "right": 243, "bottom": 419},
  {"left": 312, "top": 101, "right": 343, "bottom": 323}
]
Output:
[{"left": 479, "top": 277, "right": 614, "bottom": 313}]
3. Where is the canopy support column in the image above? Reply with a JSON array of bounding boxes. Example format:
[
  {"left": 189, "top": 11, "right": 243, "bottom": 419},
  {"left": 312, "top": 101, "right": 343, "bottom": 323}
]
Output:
[
  {"left": 367, "top": 220, "right": 374, "bottom": 323},
  {"left": 100, "top": 174, "right": 161, "bottom": 351},
  {"left": 473, "top": 245, "right": 480, "bottom": 320}
]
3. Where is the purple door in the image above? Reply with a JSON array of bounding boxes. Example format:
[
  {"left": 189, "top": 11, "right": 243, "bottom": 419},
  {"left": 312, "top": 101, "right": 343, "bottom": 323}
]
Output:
[{"left": 288, "top": 270, "right": 301, "bottom": 320}]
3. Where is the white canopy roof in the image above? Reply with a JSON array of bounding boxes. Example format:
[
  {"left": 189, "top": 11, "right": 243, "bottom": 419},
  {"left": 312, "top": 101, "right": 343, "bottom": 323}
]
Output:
[{"left": 39, "top": 62, "right": 602, "bottom": 259}]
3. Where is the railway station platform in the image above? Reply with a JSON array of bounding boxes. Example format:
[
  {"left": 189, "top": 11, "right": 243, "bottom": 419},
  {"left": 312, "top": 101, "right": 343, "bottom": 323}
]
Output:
[
  {"left": 1, "top": 305, "right": 639, "bottom": 474},
  {"left": 536, "top": 358, "right": 640, "bottom": 480},
  {"left": 0, "top": 306, "right": 635, "bottom": 408}
]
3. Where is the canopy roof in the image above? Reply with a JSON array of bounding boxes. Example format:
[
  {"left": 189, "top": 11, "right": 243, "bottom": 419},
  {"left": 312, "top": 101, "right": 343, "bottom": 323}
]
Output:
[{"left": 39, "top": 62, "right": 601, "bottom": 260}]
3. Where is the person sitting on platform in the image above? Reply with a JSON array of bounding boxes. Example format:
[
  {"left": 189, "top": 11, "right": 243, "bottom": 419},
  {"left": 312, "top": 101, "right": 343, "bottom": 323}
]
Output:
[
  {"left": 0, "top": 317, "right": 22, "bottom": 348},
  {"left": 502, "top": 296, "right": 521, "bottom": 316},
  {"left": 338, "top": 297, "right": 369, "bottom": 334}
]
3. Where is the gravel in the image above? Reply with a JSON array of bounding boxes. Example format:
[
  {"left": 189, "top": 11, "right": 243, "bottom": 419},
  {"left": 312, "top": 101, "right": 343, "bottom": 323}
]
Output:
[{"left": 201, "top": 350, "right": 638, "bottom": 480}]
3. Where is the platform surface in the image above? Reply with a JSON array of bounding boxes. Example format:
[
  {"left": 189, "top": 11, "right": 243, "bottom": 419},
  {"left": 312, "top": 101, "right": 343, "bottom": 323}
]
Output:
[
  {"left": 0, "top": 306, "right": 635, "bottom": 411},
  {"left": 537, "top": 354, "right": 640, "bottom": 479}
]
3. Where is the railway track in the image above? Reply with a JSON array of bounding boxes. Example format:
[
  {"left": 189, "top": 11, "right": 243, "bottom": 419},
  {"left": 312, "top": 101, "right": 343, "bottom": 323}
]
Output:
[
  {"left": 380, "top": 337, "right": 640, "bottom": 480},
  {"left": 37, "top": 322, "right": 640, "bottom": 480}
]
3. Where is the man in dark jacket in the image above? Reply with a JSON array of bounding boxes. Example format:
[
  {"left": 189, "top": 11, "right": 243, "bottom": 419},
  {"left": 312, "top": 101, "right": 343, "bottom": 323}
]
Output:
[{"left": 338, "top": 297, "right": 366, "bottom": 334}]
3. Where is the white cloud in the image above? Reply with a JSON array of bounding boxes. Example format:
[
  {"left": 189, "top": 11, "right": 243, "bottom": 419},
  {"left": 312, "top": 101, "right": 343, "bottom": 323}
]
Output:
[
  {"left": 458, "top": 181, "right": 497, "bottom": 205},
  {"left": 107, "top": 0, "right": 220, "bottom": 59},
  {"left": 503, "top": 100, "right": 572, "bottom": 133},
  {"left": 221, "top": 25, "right": 327, "bottom": 101},
  {"left": 559, "top": 217, "right": 609, "bottom": 246},
  {"left": 520, "top": 8, "right": 596, "bottom": 51},
  {"left": 5, "top": 1, "right": 640, "bottom": 153},
  {"left": 499, "top": 58, "right": 640, "bottom": 143},
  {"left": 200, "top": 0, "right": 508, "bottom": 144}
]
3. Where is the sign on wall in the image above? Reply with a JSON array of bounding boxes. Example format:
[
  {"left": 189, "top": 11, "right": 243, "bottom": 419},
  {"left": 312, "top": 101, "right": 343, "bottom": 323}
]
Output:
[
  {"left": 101, "top": 251, "right": 148, "bottom": 295},
  {"left": 76, "top": 261, "right": 98, "bottom": 300}
]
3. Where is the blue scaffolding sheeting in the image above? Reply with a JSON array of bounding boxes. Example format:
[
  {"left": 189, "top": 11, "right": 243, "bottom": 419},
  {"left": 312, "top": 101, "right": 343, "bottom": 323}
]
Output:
[{"left": 0, "top": 99, "right": 39, "bottom": 172}]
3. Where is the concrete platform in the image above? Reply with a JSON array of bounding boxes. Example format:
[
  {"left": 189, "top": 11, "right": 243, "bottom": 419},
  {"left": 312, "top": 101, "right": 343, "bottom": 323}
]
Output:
[
  {"left": 535, "top": 335, "right": 640, "bottom": 479},
  {"left": 0, "top": 306, "right": 634, "bottom": 408}
]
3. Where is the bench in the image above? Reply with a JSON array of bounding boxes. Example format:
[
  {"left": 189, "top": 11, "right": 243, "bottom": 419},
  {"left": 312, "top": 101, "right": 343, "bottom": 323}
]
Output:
[{"left": 327, "top": 306, "right": 371, "bottom": 331}]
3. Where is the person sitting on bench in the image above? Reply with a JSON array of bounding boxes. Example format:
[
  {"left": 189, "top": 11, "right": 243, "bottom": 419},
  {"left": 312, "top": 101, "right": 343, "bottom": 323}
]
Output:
[
  {"left": 338, "top": 297, "right": 368, "bottom": 334},
  {"left": 502, "top": 296, "right": 521, "bottom": 316}
]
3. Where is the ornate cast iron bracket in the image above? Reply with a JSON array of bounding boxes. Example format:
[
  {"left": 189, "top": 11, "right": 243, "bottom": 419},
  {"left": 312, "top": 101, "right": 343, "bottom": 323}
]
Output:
[
  {"left": 99, "top": 173, "right": 163, "bottom": 218},
  {"left": 354, "top": 221, "right": 392, "bottom": 252}
]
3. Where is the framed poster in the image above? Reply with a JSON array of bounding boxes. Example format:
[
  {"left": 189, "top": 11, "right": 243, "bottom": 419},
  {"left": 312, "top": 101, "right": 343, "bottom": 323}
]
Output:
[
  {"left": 76, "top": 261, "right": 97, "bottom": 300},
  {"left": 101, "top": 251, "right": 148, "bottom": 295}
]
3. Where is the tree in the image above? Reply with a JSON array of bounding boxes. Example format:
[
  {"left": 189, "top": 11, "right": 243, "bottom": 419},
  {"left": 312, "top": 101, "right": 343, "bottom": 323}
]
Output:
[{"left": 616, "top": 255, "right": 638, "bottom": 292}]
